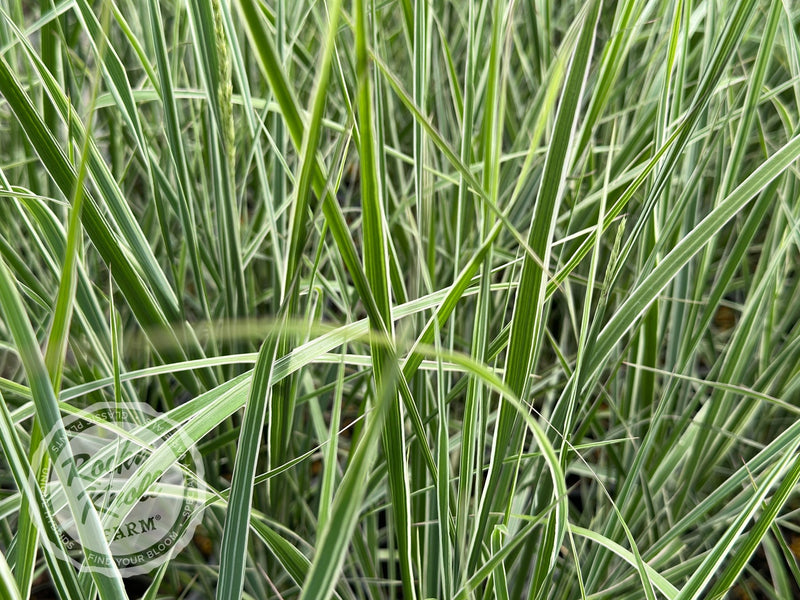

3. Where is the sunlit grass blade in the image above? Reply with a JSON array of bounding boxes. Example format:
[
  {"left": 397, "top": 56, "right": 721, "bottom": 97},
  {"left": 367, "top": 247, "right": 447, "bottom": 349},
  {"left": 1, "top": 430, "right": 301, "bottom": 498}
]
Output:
[{"left": 0, "top": 547, "right": 21, "bottom": 600}]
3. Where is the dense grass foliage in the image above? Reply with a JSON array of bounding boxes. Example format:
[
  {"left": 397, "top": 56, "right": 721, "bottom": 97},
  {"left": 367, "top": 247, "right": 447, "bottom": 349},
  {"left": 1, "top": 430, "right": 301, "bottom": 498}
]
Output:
[{"left": 1, "top": 0, "right": 800, "bottom": 598}]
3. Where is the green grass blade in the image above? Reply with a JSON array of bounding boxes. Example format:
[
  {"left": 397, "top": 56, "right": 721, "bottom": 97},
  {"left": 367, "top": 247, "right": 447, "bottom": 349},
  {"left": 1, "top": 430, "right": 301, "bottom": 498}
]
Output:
[
  {"left": 216, "top": 325, "right": 282, "bottom": 600},
  {"left": 354, "top": 0, "right": 416, "bottom": 598},
  {"left": 0, "top": 257, "right": 127, "bottom": 598},
  {"left": 472, "top": 0, "right": 601, "bottom": 581}
]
